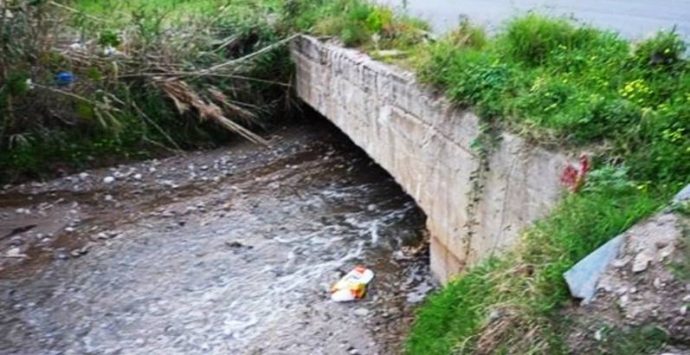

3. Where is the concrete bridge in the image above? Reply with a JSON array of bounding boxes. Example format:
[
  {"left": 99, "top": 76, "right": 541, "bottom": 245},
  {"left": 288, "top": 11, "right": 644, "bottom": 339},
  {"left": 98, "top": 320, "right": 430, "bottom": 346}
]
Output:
[{"left": 291, "top": 36, "right": 573, "bottom": 282}]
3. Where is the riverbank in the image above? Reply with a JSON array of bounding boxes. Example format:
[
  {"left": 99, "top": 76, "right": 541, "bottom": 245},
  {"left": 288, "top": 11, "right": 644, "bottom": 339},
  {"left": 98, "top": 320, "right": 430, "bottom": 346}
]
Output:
[{"left": 0, "top": 117, "right": 434, "bottom": 354}]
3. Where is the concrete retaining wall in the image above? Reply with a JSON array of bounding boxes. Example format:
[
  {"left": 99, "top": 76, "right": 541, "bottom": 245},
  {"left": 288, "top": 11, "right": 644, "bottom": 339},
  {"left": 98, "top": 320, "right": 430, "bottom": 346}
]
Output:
[{"left": 291, "top": 36, "right": 572, "bottom": 282}]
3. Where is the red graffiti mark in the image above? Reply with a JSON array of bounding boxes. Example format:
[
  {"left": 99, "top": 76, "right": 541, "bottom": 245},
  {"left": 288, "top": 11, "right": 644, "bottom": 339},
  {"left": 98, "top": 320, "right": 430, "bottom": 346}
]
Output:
[{"left": 561, "top": 154, "right": 590, "bottom": 193}]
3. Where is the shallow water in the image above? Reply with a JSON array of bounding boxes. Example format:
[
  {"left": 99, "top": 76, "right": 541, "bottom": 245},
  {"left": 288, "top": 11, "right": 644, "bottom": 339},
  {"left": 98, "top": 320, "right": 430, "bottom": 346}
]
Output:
[{"left": 0, "top": 120, "right": 433, "bottom": 355}]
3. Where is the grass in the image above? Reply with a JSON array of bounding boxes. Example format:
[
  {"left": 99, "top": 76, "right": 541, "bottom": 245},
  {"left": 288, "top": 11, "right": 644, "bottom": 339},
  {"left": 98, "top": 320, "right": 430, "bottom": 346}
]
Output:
[
  {"left": 596, "top": 325, "right": 670, "bottom": 354},
  {"left": 284, "top": 0, "right": 430, "bottom": 49},
  {"left": 405, "top": 14, "right": 689, "bottom": 354},
  {"left": 407, "top": 176, "right": 663, "bottom": 354},
  {"left": 413, "top": 15, "right": 690, "bottom": 183}
]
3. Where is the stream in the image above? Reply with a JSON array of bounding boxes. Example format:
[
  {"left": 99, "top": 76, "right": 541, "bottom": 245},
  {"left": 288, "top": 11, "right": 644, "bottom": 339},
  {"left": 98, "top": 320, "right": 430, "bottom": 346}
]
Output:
[{"left": 0, "top": 118, "right": 434, "bottom": 355}]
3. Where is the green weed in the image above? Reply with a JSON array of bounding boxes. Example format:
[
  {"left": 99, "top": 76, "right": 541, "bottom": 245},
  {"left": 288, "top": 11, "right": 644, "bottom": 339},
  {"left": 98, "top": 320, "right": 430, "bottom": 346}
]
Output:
[
  {"left": 407, "top": 169, "right": 663, "bottom": 354},
  {"left": 597, "top": 324, "right": 669, "bottom": 354},
  {"left": 407, "top": 14, "right": 689, "bottom": 354},
  {"left": 413, "top": 15, "right": 690, "bottom": 183},
  {"left": 286, "top": 0, "right": 429, "bottom": 49},
  {"left": 669, "top": 220, "right": 690, "bottom": 282}
]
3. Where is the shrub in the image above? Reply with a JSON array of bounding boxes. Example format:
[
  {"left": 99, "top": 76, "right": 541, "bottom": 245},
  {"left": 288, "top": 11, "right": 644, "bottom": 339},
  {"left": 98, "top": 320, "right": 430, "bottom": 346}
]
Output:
[
  {"left": 306, "top": 0, "right": 429, "bottom": 49},
  {"left": 633, "top": 30, "right": 687, "bottom": 69},
  {"left": 1, "top": 0, "right": 293, "bottom": 182},
  {"left": 502, "top": 14, "right": 580, "bottom": 66},
  {"left": 446, "top": 19, "right": 488, "bottom": 49}
]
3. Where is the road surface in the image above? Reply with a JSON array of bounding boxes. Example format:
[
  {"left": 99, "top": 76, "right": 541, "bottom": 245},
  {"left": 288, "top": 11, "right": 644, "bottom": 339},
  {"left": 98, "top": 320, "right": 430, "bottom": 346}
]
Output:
[{"left": 378, "top": 0, "right": 690, "bottom": 39}]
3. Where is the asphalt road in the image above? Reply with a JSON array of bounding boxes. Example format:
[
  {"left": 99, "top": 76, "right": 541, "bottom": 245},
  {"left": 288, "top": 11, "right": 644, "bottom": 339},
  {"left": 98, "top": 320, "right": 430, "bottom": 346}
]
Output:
[{"left": 377, "top": 0, "right": 690, "bottom": 39}]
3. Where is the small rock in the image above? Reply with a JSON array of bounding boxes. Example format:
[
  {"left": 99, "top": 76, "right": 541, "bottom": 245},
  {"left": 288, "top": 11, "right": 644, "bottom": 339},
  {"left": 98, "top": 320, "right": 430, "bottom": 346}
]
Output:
[
  {"left": 682, "top": 295, "right": 690, "bottom": 302},
  {"left": 594, "top": 328, "right": 604, "bottom": 341},
  {"left": 5, "top": 247, "right": 26, "bottom": 258},
  {"left": 353, "top": 308, "right": 369, "bottom": 317},
  {"left": 104, "top": 194, "right": 114, "bottom": 202},
  {"left": 103, "top": 176, "right": 115, "bottom": 184},
  {"left": 392, "top": 250, "right": 410, "bottom": 261},
  {"left": 70, "top": 246, "right": 89, "bottom": 258},
  {"left": 79, "top": 172, "right": 89, "bottom": 180},
  {"left": 488, "top": 309, "right": 501, "bottom": 322},
  {"left": 225, "top": 241, "right": 244, "bottom": 249},
  {"left": 65, "top": 227, "right": 75, "bottom": 233},
  {"left": 133, "top": 173, "right": 143, "bottom": 180},
  {"left": 653, "top": 278, "right": 663, "bottom": 289},
  {"left": 681, "top": 305, "right": 688, "bottom": 316},
  {"left": 632, "top": 252, "right": 653, "bottom": 273},
  {"left": 619, "top": 294, "right": 629, "bottom": 306},
  {"left": 347, "top": 346, "right": 359, "bottom": 355}
]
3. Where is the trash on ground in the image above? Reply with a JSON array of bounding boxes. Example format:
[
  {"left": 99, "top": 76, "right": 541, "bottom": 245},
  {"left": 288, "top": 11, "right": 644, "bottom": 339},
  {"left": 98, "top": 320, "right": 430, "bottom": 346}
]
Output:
[
  {"left": 330, "top": 266, "right": 374, "bottom": 302},
  {"left": 55, "top": 71, "right": 75, "bottom": 87}
]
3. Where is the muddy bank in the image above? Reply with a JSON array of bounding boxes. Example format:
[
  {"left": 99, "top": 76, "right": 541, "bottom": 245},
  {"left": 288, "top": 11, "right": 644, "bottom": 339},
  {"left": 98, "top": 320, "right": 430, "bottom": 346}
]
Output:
[{"left": 0, "top": 119, "right": 434, "bottom": 354}]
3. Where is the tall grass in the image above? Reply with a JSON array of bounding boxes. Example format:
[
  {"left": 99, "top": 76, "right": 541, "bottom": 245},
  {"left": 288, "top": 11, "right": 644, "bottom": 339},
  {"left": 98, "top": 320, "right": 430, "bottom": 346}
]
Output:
[{"left": 0, "top": 0, "right": 292, "bottom": 182}]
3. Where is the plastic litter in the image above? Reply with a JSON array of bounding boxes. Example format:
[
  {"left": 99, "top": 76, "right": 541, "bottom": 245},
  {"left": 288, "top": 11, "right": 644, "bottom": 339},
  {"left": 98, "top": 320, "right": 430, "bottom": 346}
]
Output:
[
  {"left": 330, "top": 266, "right": 374, "bottom": 302},
  {"left": 55, "top": 71, "right": 74, "bottom": 87}
]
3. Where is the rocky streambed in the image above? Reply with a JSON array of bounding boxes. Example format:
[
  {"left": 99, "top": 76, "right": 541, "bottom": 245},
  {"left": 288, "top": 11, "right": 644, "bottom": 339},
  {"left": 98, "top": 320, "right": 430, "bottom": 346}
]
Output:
[{"left": 0, "top": 119, "right": 435, "bottom": 354}]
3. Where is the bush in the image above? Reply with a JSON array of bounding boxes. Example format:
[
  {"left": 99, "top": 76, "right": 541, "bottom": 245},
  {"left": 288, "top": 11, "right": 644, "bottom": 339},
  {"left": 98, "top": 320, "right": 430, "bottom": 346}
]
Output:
[
  {"left": 446, "top": 19, "right": 488, "bottom": 49},
  {"left": 305, "top": 0, "right": 429, "bottom": 48},
  {"left": 0, "top": 0, "right": 293, "bottom": 182},
  {"left": 502, "top": 14, "right": 579, "bottom": 66},
  {"left": 633, "top": 30, "right": 687, "bottom": 69}
]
